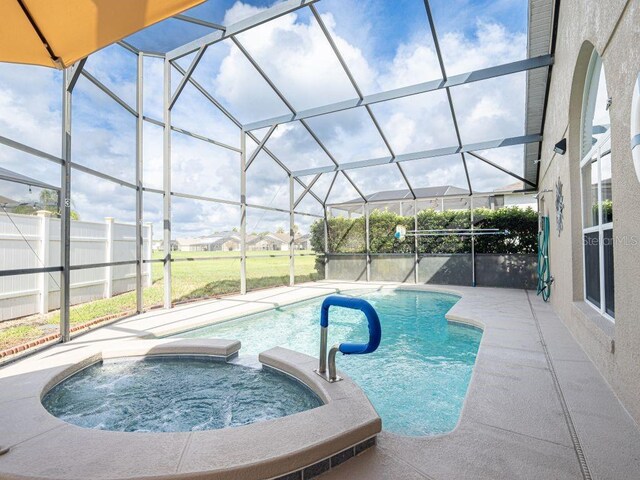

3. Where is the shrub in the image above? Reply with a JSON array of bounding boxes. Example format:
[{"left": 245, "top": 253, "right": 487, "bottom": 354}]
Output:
[{"left": 310, "top": 206, "right": 538, "bottom": 255}]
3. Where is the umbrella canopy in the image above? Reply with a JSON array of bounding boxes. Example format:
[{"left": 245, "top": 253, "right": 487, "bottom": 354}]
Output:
[{"left": 0, "top": 0, "right": 206, "bottom": 69}]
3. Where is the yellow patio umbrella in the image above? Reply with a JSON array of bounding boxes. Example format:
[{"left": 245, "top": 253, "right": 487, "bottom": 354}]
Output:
[{"left": 0, "top": 0, "right": 206, "bottom": 69}]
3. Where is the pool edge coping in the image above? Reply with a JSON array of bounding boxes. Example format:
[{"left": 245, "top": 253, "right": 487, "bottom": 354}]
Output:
[{"left": 0, "top": 339, "right": 381, "bottom": 480}]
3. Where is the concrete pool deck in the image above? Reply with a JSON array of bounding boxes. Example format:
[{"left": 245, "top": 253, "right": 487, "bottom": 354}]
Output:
[{"left": 1, "top": 281, "right": 639, "bottom": 479}]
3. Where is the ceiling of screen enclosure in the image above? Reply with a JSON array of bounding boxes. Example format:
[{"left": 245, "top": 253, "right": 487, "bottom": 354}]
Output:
[{"left": 1, "top": 0, "right": 552, "bottom": 230}]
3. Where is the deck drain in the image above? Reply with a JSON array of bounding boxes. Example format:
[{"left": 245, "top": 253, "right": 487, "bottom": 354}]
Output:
[{"left": 525, "top": 291, "right": 592, "bottom": 480}]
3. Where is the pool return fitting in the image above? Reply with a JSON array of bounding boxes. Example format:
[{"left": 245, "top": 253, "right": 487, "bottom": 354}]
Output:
[{"left": 316, "top": 295, "right": 382, "bottom": 383}]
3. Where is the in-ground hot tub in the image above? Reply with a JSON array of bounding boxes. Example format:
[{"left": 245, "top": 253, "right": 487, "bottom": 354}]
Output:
[
  {"left": 0, "top": 339, "right": 381, "bottom": 480},
  {"left": 43, "top": 356, "right": 323, "bottom": 432}
]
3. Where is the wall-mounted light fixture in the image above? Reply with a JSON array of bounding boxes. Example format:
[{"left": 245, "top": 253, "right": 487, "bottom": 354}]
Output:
[{"left": 553, "top": 138, "right": 567, "bottom": 155}]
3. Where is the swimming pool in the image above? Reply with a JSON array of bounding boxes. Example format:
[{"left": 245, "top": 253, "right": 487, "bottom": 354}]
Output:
[
  {"left": 179, "top": 289, "right": 482, "bottom": 436},
  {"left": 42, "top": 357, "right": 322, "bottom": 432}
]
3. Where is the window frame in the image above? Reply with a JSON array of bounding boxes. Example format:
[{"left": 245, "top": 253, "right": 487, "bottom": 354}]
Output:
[
  {"left": 632, "top": 73, "right": 640, "bottom": 182},
  {"left": 579, "top": 50, "right": 614, "bottom": 322},
  {"left": 580, "top": 131, "right": 614, "bottom": 321}
]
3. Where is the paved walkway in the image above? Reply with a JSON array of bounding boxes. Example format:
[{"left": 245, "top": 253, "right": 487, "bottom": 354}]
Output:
[{"left": 1, "top": 282, "right": 639, "bottom": 480}]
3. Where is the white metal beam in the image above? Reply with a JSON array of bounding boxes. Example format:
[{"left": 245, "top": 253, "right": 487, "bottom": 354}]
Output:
[
  {"left": 289, "top": 175, "right": 295, "bottom": 287},
  {"left": 243, "top": 55, "right": 553, "bottom": 131},
  {"left": 232, "top": 34, "right": 368, "bottom": 202},
  {"left": 0, "top": 135, "right": 63, "bottom": 165},
  {"left": 292, "top": 134, "right": 543, "bottom": 177},
  {"left": 245, "top": 124, "right": 277, "bottom": 170},
  {"left": 143, "top": 116, "right": 241, "bottom": 153},
  {"left": 466, "top": 151, "right": 536, "bottom": 188},
  {"left": 423, "top": 0, "right": 471, "bottom": 193},
  {"left": 60, "top": 68, "right": 72, "bottom": 342},
  {"left": 166, "top": 0, "right": 319, "bottom": 61},
  {"left": 309, "top": 4, "right": 416, "bottom": 199},
  {"left": 67, "top": 58, "right": 87, "bottom": 93},
  {"left": 169, "top": 62, "right": 326, "bottom": 207},
  {"left": 169, "top": 46, "right": 207, "bottom": 110},
  {"left": 240, "top": 130, "right": 247, "bottom": 294},
  {"left": 324, "top": 172, "right": 339, "bottom": 204},
  {"left": 135, "top": 53, "right": 144, "bottom": 313},
  {"left": 118, "top": 40, "right": 139, "bottom": 54},
  {"left": 293, "top": 173, "right": 322, "bottom": 209},
  {"left": 80, "top": 70, "right": 137, "bottom": 116},
  {"left": 173, "top": 14, "right": 225, "bottom": 31},
  {"left": 162, "top": 58, "right": 172, "bottom": 309}
]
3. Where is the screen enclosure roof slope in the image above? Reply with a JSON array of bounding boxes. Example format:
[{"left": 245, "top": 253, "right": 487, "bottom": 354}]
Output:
[{"left": 78, "top": 0, "right": 557, "bottom": 204}]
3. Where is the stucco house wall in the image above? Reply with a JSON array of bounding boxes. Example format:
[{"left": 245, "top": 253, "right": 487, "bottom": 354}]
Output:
[{"left": 538, "top": 0, "right": 640, "bottom": 424}]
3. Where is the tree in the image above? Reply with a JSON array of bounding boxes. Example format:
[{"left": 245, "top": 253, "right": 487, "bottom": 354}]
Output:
[
  {"left": 39, "top": 189, "right": 58, "bottom": 208},
  {"left": 37, "top": 189, "right": 80, "bottom": 220}
]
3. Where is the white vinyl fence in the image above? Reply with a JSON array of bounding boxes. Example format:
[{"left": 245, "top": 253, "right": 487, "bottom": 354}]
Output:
[{"left": 0, "top": 212, "right": 152, "bottom": 321}]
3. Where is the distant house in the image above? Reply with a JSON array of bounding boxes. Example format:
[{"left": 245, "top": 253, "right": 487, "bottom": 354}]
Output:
[
  {"left": 294, "top": 233, "right": 312, "bottom": 250},
  {"left": 175, "top": 237, "right": 207, "bottom": 252},
  {"left": 328, "top": 186, "right": 472, "bottom": 215},
  {"left": 0, "top": 195, "right": 18, "bottom": 206},
  {"left": 493, "top": 182, "right": 537, "bottom": 210},
  {"left": 176, "top": 231, "right": 241, "bottom": 252},
  {"left": 247, "top": 232, "right": 288, "bottom": 251},
  {"left": 174, "top": 231, "right": 311, "bottom": 252},
  {"left": 153, "top": 239, "right": 178, "bottom": 251}
]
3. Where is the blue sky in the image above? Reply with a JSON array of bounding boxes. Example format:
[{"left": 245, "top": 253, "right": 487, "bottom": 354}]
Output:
[
  {"left": 0, "top": 0, "right": 530, "bottom": 239},
  {"left": 125, "top": 0, "right": 528, "bottom": 59}
]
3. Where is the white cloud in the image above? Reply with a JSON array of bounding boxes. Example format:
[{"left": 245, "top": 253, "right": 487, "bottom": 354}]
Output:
[
  {"left": 0, "top": 1, "right": 531, "bottom": 238},
  {"left": 400, "top": 155, "right": 468, "bottom": 192},
  {"left": 171, "top": 133, "right": 240, "bottom": 202},
  {"left": 226, "top": 11, "right": 358, "bottom": 112},
  {"left": 0, "top": 64, "right": 61, "bottom": 157},
  {"left": 452, "top": 71, "right": 526, "bottom": 145},
  {"left": 376, "top": 39, "right": 442, "bottom": 91},
  {"left": 84, "top": 44, "right": 138, "bottom": 108},
  {"left": 440, "top": 21, "right": 526, "bottom": 76},
  {"left": 222, "top": 2, "right": 263, "bottom": 24}
]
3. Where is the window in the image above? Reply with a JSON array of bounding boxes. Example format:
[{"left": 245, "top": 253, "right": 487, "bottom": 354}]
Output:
[
  {"left": 580, "top": 51, "right": 614, "bottom": 319},
  {"left": 632, "top": 73, "right": 640, "bottom": 183}
]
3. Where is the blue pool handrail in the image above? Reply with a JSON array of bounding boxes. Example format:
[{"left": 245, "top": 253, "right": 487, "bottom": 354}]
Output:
[
  {"left": 320, "top": 296, "right": 382, "bottom": 354},
  {"left": 317, "top": 295, "right": 382, "bottom": 382}
]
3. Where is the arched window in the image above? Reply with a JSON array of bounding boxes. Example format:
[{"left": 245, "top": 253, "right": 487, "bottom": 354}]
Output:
[
  {"left": 632, "top": 73, "right": 640, "bottom": 182},
  {"left": 580, "top": 50, "right": 614, "bottom": 319}
]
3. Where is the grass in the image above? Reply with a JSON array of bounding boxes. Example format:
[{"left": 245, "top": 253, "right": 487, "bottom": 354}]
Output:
[
  {"left": 0, "top": 325, "right": 47, "bottom": 351},
  {"left": 0, "top": 251, "right": 323, "bottom": 353}
]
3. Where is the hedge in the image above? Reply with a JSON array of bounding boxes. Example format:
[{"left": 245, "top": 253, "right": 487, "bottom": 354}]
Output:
[{"left": 310, "top": 206, "right": 538, "bottom": 255}]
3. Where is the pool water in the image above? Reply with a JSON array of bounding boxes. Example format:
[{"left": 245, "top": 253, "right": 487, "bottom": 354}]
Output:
[
  {"left": 42, "top": 357, "right": 322, "bottom": 432},
  {"left": 180, "top": 289, "right": 482, "bottom": 436}
]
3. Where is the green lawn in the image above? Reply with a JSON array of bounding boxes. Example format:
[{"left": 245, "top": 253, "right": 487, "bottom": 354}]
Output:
[{"left": 0, "top": 251, "right": 323, "bottom": 352}]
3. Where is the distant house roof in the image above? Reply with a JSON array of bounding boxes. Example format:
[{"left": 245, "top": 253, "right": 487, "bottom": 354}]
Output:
[
  {"left": 247, "top": 233, "right": 288, "bottom": 246},
  {"left": 176, "top": 231, "right": 241, "bottom": 247},
  {"left": 494, "top": 181, "right": 525, "bottom": 192},
  {"left": 294, "top": 235, "right": 311, "bottom": 246},
  {"left": 327, "top": 186, "right": 474, "bottom": 211},
  {"left": 272, "top": 232, "right": 290, "bottom": 243},
  {"left": 327, "top": 182, "right": 532, "bottom": 212},
  {"left": 0, "top": 194, "right": 18, "bottom": 205},
  {"left": 176, "top": 231, "right": 312, "bottom": 248}
]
